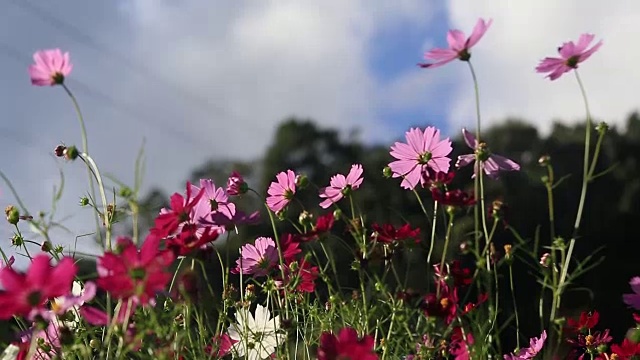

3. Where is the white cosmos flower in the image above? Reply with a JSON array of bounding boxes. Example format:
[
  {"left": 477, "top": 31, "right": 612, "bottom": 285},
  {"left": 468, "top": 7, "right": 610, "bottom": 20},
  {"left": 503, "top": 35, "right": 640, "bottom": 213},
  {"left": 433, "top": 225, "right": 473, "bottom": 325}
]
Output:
[
  {"left": 0, "top": 344, "right": 19, "bottom": 360},
  {"left": 227, "top": 304, "right": 283, "bottom": 360}
]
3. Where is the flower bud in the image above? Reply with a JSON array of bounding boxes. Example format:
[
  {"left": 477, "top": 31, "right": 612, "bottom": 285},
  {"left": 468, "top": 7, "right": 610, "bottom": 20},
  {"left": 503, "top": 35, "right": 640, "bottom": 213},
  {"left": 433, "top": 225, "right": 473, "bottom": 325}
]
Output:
[
  {"left": 5, "top": 205, "right": 19, "bottom": 225},
  {"left": 538, "top": 155, "right": 551, "bottom": 167},
  {"left": 332, "top": 209, "right": 342, "bottom": 220},
  {"left": 119, "top": 186, "right": 133, "bottom": 199},
  {"left": 79, "top": 197, "right": 89, "bottom": 206},
  {"left": 41, "top": 241, "right": 52, "bottom": 252},
  {"left": 11, "top": 234, "right": 24, "bottom": 246},
  {"left": 298, "top": 211, "right": 313, "bottom": 228},
  {"left": 295, "top": 174, "right": 308, "bottom": 189},
  {"left": 54, "top": 145, "right": 66, "bottom": 157},
  {"left": 382, "top": 166, "right": 393, "bottom": 178},
  {"left": 539, "top": 253, "right": 552, "bottom": 268},
  {"left": 595, "top": 122, "right": 609, "bottom": 134},
  {"left": 226, "top": 171, "right": 248, "bottom": 196},
  {"left": 63, "top": 145, "right": 78, "bottom": 161}
]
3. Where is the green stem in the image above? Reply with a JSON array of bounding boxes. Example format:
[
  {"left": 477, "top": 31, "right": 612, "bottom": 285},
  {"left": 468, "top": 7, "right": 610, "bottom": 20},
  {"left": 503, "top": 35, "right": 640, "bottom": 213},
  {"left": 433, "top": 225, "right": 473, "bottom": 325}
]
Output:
[
  {"left": 545, "top": 165, "right": 556, "bottom": 241},
  {"left": 62, "top": 84, "right": 102, "bottom": 246},
  {"left": 426, "top": 200, "right": 438, "bottom": 264},
  {"left": 436, "top": 213, "right": 454, "bottom": 297},
  {"left": 509, "top": 264, "right": 520, "bottom": 349},
  {"left": 554, "top": 70, "right": 593, "bottom": 323},
  {"left": 80, "top": 153, "right": 112, "bottom": 251}
]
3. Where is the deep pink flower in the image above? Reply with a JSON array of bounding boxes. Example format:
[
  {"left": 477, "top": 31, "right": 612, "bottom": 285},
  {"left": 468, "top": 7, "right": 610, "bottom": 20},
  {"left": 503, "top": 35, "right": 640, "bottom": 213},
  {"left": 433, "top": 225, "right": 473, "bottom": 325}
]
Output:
[
  {"left": 96, "top": 235, "right": 174, "bottom": 305},
  {"left": 0, "top": 254, "right": 76, "bottom": 319},
  {"left": 0, "top": 255, "right": 14, "bottom": 269},
  {"left": 279, "top": 233, "right": 302, "bottom": 262},
  {"left": 456, "top": 128, "right": 520, "bottom": 179},
  {"left": 623, "top": 277, "right": 640, "bottom": 310},
  {"left": 266, "top": 170, "right": 297, "bottom": 213},
  {"left": 165, "top": 223, "right": 220, "bottom": 256},
  {"left": 567, "top": 310, "right": 600, "bottom": 333},
  {"left": 298, "top": 213, "right": 335, "bottom": 242},
  {"left": 389, "top": 127, "right": 452, "bottom": 190},
  {"left": 192, "top": 179, "right": 236, "bottom": 222},
  {"left": 319, "top": 164, "right": 364, "bottom": 209},
  {"left": 450, "top": 327, "right": 474, "bottom": 360},
  {"left": 370, "top": 223, "right": 421, "bottom": 245},
  {"left": 206, "top": 334, "right": 237, "bottom": 357},
  {"left": 226, "top": 171, "right": 248, "bottom": 196},
  {"left": 233, "top": 237, "right": 279, "bottom": 277},
  {"left": 28, "top": 49, "right": 73, "bottom": 86},
  {"left": 276, "top": 258, "right": 319, "bottom": 293},
  {"left": 420, "top": 286, "right": 458, "bottom": 325},
  {"left": 317, "top": 327, "right": 378, "bottom": 360},
  {"left": 154, "top": 182, "right": 204, "bottom": 237},
  {"left": 611, "top": 338, "right": 640, "bottom": 359},
  {"left": 419, "top": 18, "right": 492, "bottom": 69},
  {"left": 536, "top": 34, "right": 602, "bottom": 80}
]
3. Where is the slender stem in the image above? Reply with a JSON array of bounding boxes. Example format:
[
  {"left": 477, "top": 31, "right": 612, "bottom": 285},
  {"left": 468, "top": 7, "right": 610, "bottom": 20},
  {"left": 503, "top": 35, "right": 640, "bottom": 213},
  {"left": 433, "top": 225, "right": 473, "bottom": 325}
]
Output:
[
  {"left": 426, "top": 200, "right": 438, "bottom": 264},
  {"left": 62, "top": 84, "right": 103, "bottom": 246},
  {"left": 554, "top": 70, "right": 593, "bottom": 322},
  {"left": 436, "top": 213, "right": 454, "bottom": 297},
  {"left": 545, "top": 165, "right": 556, "bottom": 241},
  {"left": 468, "top": 61, "right": 482, "bottom": 259},
  {"left": 80, "top": 153, "right": 112, "bottom": 251},
  {"left": 508, "top": 264, "right": 520, "bottom": 349}
]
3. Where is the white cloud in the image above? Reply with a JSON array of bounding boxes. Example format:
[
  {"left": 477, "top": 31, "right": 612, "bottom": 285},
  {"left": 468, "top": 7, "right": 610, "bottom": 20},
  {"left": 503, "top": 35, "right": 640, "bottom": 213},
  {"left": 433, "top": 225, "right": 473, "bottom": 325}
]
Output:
[{"left": 443, "top": 0, "right": 640, "bottom": 134}]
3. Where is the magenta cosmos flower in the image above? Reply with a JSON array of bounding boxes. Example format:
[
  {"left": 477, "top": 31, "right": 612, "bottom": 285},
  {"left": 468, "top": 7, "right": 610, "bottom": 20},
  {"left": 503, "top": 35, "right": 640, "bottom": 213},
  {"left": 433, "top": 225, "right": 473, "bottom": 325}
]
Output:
[
  {"left": 234, "top": 237, "right": 279, "bottom": 277},
  {"left": 28, "top": 49, "right": 73, "bottom": 86},
  {"left": 536, "top": 33, "right": 602, "bottom": 80},
  {"left": 0, "top": 254, "right": 77, "bottom": 319},
  {"left": 319, "top": 164, "right": 364, "bottom": 209},
  {"left": 266, "top": 170, "right": 297, "bottom": 213},
  {"left": 226, "top": 171, "right": 248, "bottom": 196},
  {"left": 389, "top": 127, "right": 452, "bottom": 190},
  {"left": 317, "top": 327, "right": 378, "bottom": 360},
  {"left": 456, "top": 128, "right": 520, "bottom": 179},
  {"left": 623, "top": 276, "right": 640, "bottom": 310},
  {"left": 419, "top": 18, "right": 492, "bottom": 69},
  {"left": 97, "top": 235, "right": 174, "bottom": 305}
]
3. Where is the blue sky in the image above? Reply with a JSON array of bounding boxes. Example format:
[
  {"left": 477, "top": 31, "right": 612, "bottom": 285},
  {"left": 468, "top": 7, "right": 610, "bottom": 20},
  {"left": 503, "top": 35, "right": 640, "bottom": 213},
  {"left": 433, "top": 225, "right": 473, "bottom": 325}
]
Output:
[{"left": 1, "top": 0, "right": 639, "bottom": 261}]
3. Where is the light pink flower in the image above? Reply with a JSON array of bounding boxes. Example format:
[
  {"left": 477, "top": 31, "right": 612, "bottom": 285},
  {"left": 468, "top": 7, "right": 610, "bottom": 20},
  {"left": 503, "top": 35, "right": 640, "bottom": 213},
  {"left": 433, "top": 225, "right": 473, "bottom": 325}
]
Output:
[
  {"left": 234, "top": 237, "right": 279, "bottom": 277},
  {"left": 623, "top": 276, "right": 640, "bottom": 310},
  {"left": 319, "top": 164, "right": 364, "bottom": 209},
  {"left": 419, "top": 18, "right": 492, "bottom": 69},
  {"left": 266, "top": 170, "right": 297, "bottom": 213},
  {"left": 536, "top": 34, "right": 602, "bottom": 80},
  {"left": 389, "top": 127, "right": 452, "bottom": 190},
  {"left": 192, "top": 179, "right": 236, "bottom": 222},
  {"left": 504, "top": 330, "right": 546, "bottom": 359},
  {"left": 0, "top": 254, "right": 77, "bottom": 320},
  {"left": 456, "top": 128, "right": 520, "bottom": 179},
  {"left": 28, "top": 49, "right": 73, "bottom": 86}
]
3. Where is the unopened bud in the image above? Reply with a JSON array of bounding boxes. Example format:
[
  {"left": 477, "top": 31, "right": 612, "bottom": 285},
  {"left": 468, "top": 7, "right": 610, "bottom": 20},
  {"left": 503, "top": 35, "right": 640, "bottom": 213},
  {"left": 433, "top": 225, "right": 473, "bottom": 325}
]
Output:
[
  {"left": 295, "top": 174, "right": 308, "bottom": 189},
  {"left": 41, "top": 241, "right": 52, "bottom": 252},
  {"left": 382, "top": 166, "right": 393, "bottom": 178},
  {"left": 5, "top": 206, "right": 19, "bottom": 225},
  {"left": 63, "top": 146, "right": 78, "bottom": 161},
  {"left": 595, "top": 122, "right": 609, "bottom": 134},
  {"left": 538, "top": 155, "right": 551, "bottom": 167},
  {"left": 54, "top": 145, "right": 66, "bottom": 157},
  {"left": 298, "top": 211, "right": 313, "bottom": 227},
  {"left": 79, "top": 197, "right": 89, "bottom": 206}
]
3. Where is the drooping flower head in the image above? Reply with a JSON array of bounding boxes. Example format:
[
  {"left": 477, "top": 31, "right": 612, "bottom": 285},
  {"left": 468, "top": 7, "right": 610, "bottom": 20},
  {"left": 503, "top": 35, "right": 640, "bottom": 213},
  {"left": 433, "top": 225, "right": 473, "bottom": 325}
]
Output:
[
  {"left": 317, "top": 327, "right": 378, "bottom": 360},
  {"left": 28, "top": 49, "right": 73, "bottom": 86},
  {"left": 96, "top": 235, "right": 175, "bottom": 305},
  {"left": 319, "top": 164, "right": 364, "bottom": 209},
  {"left": 623, "top": 277, "right": 640, "bottom": 310},
  {"left": 266, "top": 170, "right": 297, "bottom": 213},
  {"left": 456, "top": 128, "right": 520, "bottom": 179},
  {"left": 536, "top": 34, "right": 602, "bottom": 80},
  {"left": 419, "top": 18, "right": 492, "bottom": 69},
  {"left": 233, "top": 237, "right": 279, "bottom": 277},
  {"left": 0, "top": 254, "right": 76, "bottom": 319},
  {"left": 226, "top": 171, "right": 248, "bottom": 196},
  {"left": 389, "top": 127, "right": 452, "bottom": 190},
  {"left": 227, "top": 304, "right": 283, "bottom": 359}
]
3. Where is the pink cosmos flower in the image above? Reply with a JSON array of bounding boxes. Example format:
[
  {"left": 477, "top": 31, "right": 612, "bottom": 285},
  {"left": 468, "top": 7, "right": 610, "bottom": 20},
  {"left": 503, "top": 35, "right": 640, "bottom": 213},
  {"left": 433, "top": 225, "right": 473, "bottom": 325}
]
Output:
[
  {"left": 97, "top": 235, "right": 174, "bottom": 305},
  {"left": 0, "top": 254, "right": 76, "bottom": 319},
  {"left": 419, "top": 18, "right": 492, "bottom": 69},
  {"left": 192, "top": 179, "right": 236, "bottom": 222},
  {"left": 456, "top": 128, "right": 520, "bottom": 179},
  {"left": 389, "top": 127, "right": 453, "bottom": 190},
  {"left": 536, "top": 34, "right": 602, "bottom": 80},
  {"left": 234, "top": 237, "right": 279, "bottom": 277},
  {"left": 206, "top": 334, "right": 237, "bottom": 357},
  {"left": 317, "top": 327, "right": 378, "bottom": 360},
  {"left": 503, "top": 330, "right": 546, "bottom": 360},
  {"left": 226, "top": 171, "right": 248, "bottom": 196},
  {"left": 28, "top": 49, "right": 73, "bottom": 86},
  {"left": 623, "top": 277, "right": 640, "bottom": 310},
  {"left": 266, "top": 170, "right": 297, "bottom": 213},
  {"left": 319, "top": 164, "right": 364, "bottom": 209}
]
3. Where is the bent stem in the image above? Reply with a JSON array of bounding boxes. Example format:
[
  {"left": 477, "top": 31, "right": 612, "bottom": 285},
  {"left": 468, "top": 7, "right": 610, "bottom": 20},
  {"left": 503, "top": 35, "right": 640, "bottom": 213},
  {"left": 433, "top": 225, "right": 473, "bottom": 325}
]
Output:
[
  {"left": 426, "top": 200, "right": 438, "bottom": 264},
  {"left": 62, "top": 84, "right": 102, "bottom": 246},
  {"left": 553, "top": 70, "right": 594, "bottom": 323},
  {"left": 79, "top": 153, "right": 112, "bottom": 251}
]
